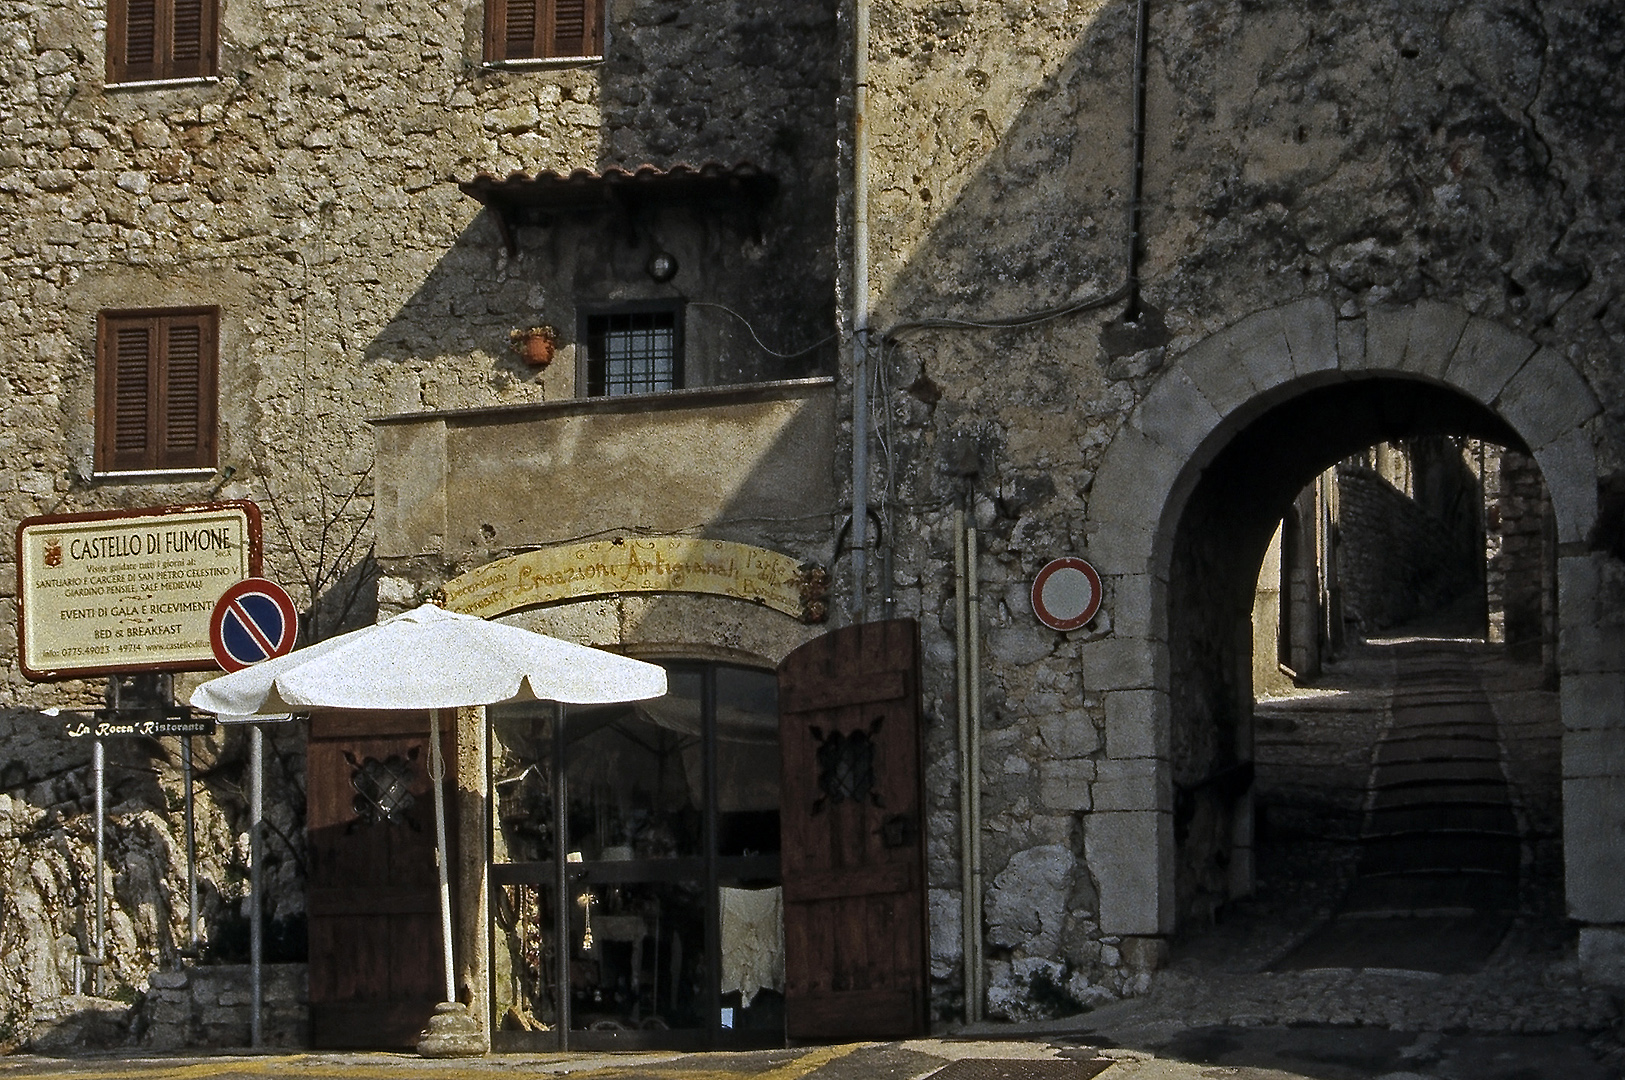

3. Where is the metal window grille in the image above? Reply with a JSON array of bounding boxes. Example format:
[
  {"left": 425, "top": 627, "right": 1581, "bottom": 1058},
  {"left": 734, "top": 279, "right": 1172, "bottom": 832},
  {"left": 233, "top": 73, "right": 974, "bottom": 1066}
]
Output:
[{"left": 586, "top": 310, "right": 680, "bottom": 396}]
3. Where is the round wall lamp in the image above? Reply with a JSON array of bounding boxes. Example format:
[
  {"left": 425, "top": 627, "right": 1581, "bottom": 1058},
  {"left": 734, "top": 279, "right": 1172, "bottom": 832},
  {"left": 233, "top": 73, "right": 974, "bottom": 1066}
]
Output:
[{"left": 646, "top": 250, "right": 679, "bottom": 283}]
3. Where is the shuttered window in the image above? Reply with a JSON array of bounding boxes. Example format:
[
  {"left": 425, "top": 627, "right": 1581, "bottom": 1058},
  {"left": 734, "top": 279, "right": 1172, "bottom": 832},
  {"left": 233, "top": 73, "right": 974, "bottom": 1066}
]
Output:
[
  {"left": 107, "top": 0, "right": 218, "bottom": 84},
  {"left": 484, "top": 0, "right": 604, "bottom": 62},
  {"left": 96, "top": 308, "right": 219, "bottom": 473}
]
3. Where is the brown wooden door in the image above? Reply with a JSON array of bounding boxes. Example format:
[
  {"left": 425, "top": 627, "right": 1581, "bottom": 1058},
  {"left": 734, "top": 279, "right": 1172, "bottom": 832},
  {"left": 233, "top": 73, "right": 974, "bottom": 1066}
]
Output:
[
  {"left": 306, "top": 710, "right": 452, "bottom": 1049},
  {"left": 778, "top": 620, "right": 927, "bottom": 1040}
]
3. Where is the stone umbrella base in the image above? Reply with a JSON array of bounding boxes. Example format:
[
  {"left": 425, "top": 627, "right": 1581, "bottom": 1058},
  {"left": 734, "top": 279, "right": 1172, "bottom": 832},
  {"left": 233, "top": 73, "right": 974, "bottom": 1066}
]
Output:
[{"left": 417, "top": 1001, "right": 486, "bottom": 1057}]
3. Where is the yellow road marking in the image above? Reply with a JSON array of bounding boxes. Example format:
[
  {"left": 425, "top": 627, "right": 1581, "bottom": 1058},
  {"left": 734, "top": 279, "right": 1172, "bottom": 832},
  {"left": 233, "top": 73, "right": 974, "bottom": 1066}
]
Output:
[{"left": 3, "top": 1044, "right": 867, "bottom": 1080}]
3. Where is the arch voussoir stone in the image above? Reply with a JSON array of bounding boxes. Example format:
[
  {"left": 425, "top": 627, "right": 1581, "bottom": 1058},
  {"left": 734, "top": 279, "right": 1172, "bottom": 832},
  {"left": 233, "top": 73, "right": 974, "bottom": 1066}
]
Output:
[
  {"left": 1128, "top": 368, "right": 1222, "bottom": 460},
  {"left": 1494, "top": 347, "right": 1603, "bottom": 451},
  {"left": 1277, "top": 296, "right": 1339, "bottom": 378},
  {"left": 1534, "top": 422, "right": 1599, "bottom": 545},
  {"left": 1444, "top": 316, "right": 1539, "bottom": 406},
  {"left": 1368, "top": 300, "right": 1471, "bottom": 382},
  {"left": 1223, "top": 308, "right": 1298, "bottom": 391},
  {"left": 1180, "top": 331, "right": 1263, "bottom": 416}
]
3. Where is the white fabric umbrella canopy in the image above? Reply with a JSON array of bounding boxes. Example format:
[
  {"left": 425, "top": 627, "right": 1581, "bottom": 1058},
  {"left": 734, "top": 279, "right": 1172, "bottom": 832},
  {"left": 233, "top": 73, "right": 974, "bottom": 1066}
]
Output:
[
  {"left": 190, "top": 602, "right": 667, "bottom": 716},
  {"left": 187, "top": 601, "right": 667, "bottom": 1043}
]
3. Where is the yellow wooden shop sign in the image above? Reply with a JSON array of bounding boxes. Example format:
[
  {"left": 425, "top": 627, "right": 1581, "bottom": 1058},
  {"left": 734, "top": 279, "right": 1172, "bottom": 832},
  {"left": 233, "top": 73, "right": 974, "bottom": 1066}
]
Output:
[{"left": 440, "top": 537, "right": 828, "bottom": 622}]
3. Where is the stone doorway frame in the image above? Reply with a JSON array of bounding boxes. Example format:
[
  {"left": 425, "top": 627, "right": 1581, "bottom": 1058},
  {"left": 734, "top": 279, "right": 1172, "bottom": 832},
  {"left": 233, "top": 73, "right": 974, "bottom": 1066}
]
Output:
[{"left": 1079, "top": 297, "right": 1620, "bottom": 972}]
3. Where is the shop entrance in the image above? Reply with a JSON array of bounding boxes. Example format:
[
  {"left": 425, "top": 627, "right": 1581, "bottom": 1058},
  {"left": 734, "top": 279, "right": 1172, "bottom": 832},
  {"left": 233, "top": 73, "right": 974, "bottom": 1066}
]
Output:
[
  {"left": 485, "top": 621, "right": 930, "bottom": 1049},
  {"left": 488, "top": 661, "right": 784, "bottom": 1050}
]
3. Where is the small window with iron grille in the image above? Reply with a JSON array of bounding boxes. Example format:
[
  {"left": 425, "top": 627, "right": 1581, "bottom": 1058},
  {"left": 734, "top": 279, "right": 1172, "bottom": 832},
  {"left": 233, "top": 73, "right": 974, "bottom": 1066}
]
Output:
[{"left": 582, "top": 305, "right": 684, "bottom": 397}]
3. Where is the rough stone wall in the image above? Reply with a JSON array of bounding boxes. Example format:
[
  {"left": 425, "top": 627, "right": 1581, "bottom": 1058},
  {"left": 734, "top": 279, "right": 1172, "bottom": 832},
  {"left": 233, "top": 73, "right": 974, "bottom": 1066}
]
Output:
[
  {"left": 138, "top": 962, "right": 307, "bottom": 1049},
  {"left": 0, "top": 714, "right": 306, "bottom": 1045},
  {"left": 1335, "top": 462, "right": 1480, "bottom": 636},
  {"left": 0, "top": 0, "right": 836, "bottom": 1037},
  {"left": 1490, "top": 449, "right": 1554, "bottom": 661},
  {"left": 852, "top": 0, "right": 1625, "bottom": 1020}
]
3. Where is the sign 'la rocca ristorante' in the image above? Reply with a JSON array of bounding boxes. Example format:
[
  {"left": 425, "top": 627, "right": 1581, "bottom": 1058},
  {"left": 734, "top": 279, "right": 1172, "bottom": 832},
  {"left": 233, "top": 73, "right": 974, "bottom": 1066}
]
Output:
[{"left": 16, "top": 502, "right": 262, "bottom": 681}]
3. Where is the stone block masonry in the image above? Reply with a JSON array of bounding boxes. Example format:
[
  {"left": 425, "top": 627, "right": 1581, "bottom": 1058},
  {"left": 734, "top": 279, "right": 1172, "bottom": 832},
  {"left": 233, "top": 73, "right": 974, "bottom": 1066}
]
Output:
[{"left": 137, "top": 964, "right": 308, "bottom": 1050}]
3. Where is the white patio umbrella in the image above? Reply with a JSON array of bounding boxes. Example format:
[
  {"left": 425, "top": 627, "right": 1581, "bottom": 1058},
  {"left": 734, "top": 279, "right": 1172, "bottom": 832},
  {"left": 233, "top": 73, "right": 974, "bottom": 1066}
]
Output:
[
  {"left": 191, "top": 601, "right": 667, "bottom": 715},
  {"left": 189, "top": 602, "right": 667, "bottom": 1048}
]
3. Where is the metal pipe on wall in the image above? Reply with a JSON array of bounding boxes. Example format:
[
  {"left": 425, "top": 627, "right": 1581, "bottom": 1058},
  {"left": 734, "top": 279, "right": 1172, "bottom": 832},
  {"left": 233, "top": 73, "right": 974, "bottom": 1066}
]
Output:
[
  {"left": 850, "top": 0, "right": 873, "bottom": 622},
  {"left": 953, "top": 509, "right": 975, "bottom": 1023},
  {"left": 1124, "top": 0, "right": 1151, "bottom": 318},
  {"left": 966, "top": 524, "right": 984, "bottom": 1022}
]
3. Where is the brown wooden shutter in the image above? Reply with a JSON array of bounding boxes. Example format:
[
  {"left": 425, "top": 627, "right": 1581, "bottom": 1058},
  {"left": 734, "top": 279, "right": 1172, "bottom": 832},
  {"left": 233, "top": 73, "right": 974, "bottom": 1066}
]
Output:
[
  {"left": 508, "top": 0, "right": 540, "bottom": 60},
  {"left": 96, "top": 308, "right": 218, "bottom": 472},
  {"left": 100, "top": 316, "right": 156, "bottom": 471},
  {"left": 486, "top": 0, "right": 601, "bottom": 60},
  {"left": 109, "top": 0, "right": 158, "bottom": 83},
  {"left": 158, "top": 311, "right": 217, "bottom": 469},
  {"left": 107, "top": 0, "right": 216, "bottom": 83},
  {"left": 486, "top": 0, "right": 534, "bottom": 62},
  {"left": 550, "top": 0, "right": 599, "bottom": 58},
  {"left": 169, "top": 0, "right": 214, "bottom": 79}
]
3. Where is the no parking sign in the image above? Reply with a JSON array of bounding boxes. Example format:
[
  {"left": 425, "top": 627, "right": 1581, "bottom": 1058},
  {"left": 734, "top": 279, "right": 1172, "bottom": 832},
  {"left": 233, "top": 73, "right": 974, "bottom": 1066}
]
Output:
[
  {"left": 209, "top": 578, "right": 298, "bottom": 672},
  {"left": 1031, "top": 557, "right": 1103, "bottom": 632}
]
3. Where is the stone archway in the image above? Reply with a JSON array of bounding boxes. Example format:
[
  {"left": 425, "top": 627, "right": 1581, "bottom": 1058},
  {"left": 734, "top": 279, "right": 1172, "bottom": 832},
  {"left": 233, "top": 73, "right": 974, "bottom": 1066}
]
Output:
[{"left": 1079, "top": 297, "right": 1620, "bottom": 974}]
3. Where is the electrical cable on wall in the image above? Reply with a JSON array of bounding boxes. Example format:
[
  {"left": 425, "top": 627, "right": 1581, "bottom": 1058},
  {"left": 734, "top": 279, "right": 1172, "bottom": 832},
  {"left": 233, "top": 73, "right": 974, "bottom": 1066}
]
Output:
[
  {"left": 858, "top": 0, "right": 1154, "bottom": 607},
  {"left": 689, "top": 301, "right": 838, "bottom": 360}
]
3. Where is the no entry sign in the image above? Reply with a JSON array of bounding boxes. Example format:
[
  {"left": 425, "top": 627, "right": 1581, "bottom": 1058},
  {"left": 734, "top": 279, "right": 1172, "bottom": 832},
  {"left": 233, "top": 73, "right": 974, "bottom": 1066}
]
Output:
[
  {"left": 1031, "top": 557, "right": 1103, "bottom": 632},
  {"left": 209, "top": 578, "right": 298, "bottom": 672}
]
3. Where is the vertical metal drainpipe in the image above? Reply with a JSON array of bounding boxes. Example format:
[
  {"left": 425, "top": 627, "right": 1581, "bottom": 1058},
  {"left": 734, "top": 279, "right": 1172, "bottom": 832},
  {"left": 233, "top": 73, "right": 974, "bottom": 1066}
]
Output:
[
  {"left": 850, "top": 0, "right": 873, "bottom": 623},
  {"left": 953, "top": 510, "right": 974, "bottom": 1023},
  {"left": 250, "top": 724, "right": 264, "bottom": 1048},
  {"left": 1125, "top": 0, "right": 1151, "bottom": 320},
  {"left": 966, "top": 524, "right": 984, "bottom": 1022}
]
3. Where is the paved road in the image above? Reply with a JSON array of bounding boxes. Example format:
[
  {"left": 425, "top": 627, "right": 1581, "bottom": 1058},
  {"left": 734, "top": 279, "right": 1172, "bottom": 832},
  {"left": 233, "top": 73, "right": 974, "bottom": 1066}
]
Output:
[{"left": 0, "top": 1026, "right": 1618, "bottom": 1080}]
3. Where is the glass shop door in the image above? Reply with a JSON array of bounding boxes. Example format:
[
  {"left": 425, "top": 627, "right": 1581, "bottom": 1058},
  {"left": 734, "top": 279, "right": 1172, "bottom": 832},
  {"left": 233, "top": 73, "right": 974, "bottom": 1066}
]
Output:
[{"left": 489, "top": 663, "right": 782, "bottom": 1051}]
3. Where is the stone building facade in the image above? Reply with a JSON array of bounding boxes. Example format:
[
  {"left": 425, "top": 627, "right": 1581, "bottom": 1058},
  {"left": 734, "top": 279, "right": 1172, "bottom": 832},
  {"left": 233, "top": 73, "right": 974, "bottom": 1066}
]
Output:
[
  {"left": 847, "top": 0, "right": 1625, "bottom": 1019},
  {"left": 2, "top": 0, "right": 1624, "bottom": 1050},
  {"left": 0, "top": 0, "right": 839, "bottom": 1047}
]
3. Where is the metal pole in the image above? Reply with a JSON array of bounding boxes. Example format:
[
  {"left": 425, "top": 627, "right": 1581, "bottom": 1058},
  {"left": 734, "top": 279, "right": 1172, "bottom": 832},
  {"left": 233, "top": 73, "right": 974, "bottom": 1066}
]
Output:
[
  {"left": 93, "top": 736, "right": 105, "bottom": 998},
  {"left": 850, "top": 0, "right": 873, "bottom": 623},
  {"left": 429, "top": 708, "right": 457, "bottom": 1004},
  {"left": 967, "top": 525, "right": 985, "bottom": 1022},
  {"left": 553, "top": 701, "right": 569, "bottom": 1051},
  {"left": 250, "top": 724, "right": 264, "bottom": 1048},
  {"left": 182, "top": 737, "right": 199, "bottom": 957},
  {"left": 953, "top": 509, "right": 975, "bottom": 1024}
]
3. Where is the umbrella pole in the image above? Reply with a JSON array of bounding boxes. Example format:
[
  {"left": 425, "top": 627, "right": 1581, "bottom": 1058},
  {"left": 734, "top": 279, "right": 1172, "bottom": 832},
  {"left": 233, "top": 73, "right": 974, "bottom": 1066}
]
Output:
[
  {"left": 429, "top": 708, "right": 457, "bottom": 1003},
  {"left": 417, "top": 708, "right": 483, "bottom": 1057}
]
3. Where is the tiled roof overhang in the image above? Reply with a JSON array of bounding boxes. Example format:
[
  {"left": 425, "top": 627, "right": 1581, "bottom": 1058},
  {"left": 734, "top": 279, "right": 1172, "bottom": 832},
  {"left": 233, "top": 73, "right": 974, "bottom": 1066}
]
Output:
[{"left": 457, "top": 161, "right": 779, "bottom": 254}]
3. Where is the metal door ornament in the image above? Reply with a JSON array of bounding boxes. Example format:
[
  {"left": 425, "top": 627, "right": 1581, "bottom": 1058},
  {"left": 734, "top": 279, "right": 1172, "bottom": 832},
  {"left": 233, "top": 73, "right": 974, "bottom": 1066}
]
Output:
[
  {"left": 810, "top": 716, "right": 884, "bottom": 813},
  {"left": 345, "top": 747, "right": 420, "bottom": 829}
]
